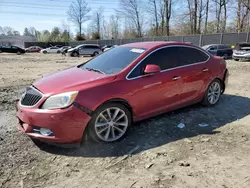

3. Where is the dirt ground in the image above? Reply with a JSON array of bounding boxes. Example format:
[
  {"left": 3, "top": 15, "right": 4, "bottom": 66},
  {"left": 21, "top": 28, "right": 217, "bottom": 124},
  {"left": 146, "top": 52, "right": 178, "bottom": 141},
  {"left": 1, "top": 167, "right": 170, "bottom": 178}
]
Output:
[{"left": 0, "top": 53, "right": 250, "bottom": 188}]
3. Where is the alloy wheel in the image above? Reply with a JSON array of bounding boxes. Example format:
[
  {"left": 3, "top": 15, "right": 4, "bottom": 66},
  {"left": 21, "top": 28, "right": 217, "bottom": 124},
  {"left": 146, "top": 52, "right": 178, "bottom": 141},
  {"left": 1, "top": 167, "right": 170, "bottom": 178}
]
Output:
[
  {"left": 208, "top": 82, "right": 221, "bottom": 104},
  {"left": 94, "top": 107, "right": 129, "bottom": 142}
]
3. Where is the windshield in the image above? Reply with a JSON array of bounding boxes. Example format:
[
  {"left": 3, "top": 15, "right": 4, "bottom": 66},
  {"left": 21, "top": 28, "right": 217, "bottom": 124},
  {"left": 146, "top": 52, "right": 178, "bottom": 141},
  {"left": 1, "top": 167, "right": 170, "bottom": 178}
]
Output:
[{"left": 81, "top": 46, "right": 146, "bottom": 74}]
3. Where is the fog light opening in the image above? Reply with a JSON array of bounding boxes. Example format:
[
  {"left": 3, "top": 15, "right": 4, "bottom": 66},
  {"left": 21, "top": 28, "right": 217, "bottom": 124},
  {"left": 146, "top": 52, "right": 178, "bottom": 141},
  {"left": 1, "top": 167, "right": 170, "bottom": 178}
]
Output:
[{"left": 39, "top": 128, "right": 53, "bottom": 136}]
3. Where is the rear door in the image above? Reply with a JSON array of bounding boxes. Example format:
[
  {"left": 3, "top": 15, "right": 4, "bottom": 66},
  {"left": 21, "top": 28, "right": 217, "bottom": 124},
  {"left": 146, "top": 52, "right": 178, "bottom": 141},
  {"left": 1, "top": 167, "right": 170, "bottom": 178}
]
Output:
[
  {"left": 177, "top": 46, "right": 210, "bottom": 105},
  {"left": 127, "top": 46, "right": 183, "bottom": 119}
]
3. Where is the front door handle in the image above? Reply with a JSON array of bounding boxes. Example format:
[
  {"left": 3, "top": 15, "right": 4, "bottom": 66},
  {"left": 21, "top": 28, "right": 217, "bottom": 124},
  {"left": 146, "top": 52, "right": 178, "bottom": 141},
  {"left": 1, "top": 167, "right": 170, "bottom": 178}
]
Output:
[
  {"left": 202, "top": 68, "right": 209, "bottom": 72},
  {"left": 172, "top": 76, "right": 181, "bottom": 80}
]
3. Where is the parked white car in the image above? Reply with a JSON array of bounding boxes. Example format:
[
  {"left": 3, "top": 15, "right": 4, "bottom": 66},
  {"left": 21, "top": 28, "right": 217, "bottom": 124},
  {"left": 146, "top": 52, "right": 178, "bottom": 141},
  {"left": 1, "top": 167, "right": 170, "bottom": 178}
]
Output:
[{"left": 40, "top": 46, "right": 61, "bottom": 54}]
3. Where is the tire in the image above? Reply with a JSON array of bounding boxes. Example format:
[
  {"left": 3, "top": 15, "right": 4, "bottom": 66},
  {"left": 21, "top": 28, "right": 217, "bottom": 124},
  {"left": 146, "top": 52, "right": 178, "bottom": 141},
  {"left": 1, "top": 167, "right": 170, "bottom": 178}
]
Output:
[
  {"left": 87, "top": 103, "right": 132, "bottom": 143},
  {"left": 17, "top": 51, "right": 21, "bottom": 55},
  {"left": 223, "top": 53, "right": 229, "bottom": 59},
  {"left": 202, "top": 79, "right": 222, "bottom": 107},
  {"left": 72, "top": 52, "right": 79, "bottom": 57},
  {"left": 0, "top": 50, "right": 2, "bottom": 53},
  {"left": 93, "top": 51, "right": 99, "bottom": 57},
  {"left": 234, "top": 59, "right": 239, "bottom": 61},
  {"left": 43, "top": 51, "right": 47, "bottom": 54},
  {"left": 57, "top": 50, "right": 61, "bottom": 54}
]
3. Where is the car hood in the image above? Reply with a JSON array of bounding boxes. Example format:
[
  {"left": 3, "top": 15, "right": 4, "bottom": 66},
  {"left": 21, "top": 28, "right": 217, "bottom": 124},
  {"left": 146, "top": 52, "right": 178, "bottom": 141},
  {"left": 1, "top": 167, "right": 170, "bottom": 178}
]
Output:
[{"left": 33, "top": 66, "right": 116, "bottom": 95}]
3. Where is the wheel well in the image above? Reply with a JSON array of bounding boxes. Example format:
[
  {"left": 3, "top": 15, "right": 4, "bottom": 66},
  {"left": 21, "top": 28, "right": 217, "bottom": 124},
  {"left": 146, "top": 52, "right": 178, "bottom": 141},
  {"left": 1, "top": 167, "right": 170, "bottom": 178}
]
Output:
[
  {"left": 98, "top": 99, "right": 133, "bottom": 120},
  {"left": 214, "top": 78, "right": 224, "bottom": 93}
]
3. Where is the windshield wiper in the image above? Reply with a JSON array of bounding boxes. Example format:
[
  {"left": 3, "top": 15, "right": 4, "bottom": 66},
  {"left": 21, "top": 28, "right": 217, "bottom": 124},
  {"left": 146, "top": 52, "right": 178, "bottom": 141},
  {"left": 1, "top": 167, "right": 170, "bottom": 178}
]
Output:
[{"left": 85, "top": 67, "right": 105, "bottom": 74}]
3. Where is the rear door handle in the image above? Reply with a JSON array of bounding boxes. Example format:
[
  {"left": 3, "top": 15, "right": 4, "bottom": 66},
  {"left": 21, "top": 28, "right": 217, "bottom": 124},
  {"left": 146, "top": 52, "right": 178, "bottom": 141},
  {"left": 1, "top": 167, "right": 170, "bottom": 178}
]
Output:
[
  {"left": 172, "top": 76, "right": 181, "bottom": 80},
  {"left": 202, "top": 68, "right": 209, "bottom": 72}
]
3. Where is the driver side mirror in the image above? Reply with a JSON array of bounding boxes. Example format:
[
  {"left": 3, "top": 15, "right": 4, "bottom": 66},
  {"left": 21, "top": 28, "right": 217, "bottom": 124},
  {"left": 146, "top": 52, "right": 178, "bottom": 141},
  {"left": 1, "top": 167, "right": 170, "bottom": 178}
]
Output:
[{"left": 144, "top": 64, "right": 161, "bottom": 75}]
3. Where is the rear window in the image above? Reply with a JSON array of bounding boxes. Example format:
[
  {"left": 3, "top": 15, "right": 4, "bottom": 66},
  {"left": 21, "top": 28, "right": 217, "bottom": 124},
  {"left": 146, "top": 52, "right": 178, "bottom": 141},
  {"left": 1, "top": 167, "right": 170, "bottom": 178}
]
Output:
[{"left": 81, "top": 46, "right": 146, "bottom": 74}]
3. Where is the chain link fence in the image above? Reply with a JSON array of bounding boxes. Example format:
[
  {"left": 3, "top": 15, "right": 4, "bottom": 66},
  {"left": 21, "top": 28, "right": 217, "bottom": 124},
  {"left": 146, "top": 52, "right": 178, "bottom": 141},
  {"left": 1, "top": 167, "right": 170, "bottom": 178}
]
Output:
[{"left": 23, "top": 32, "right": 250, "bottom": 48}]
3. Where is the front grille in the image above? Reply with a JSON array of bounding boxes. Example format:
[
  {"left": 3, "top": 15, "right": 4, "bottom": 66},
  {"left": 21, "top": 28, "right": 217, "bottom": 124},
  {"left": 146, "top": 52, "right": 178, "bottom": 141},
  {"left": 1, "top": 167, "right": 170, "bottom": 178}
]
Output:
[{"left": 21, "top": 87, "right": 43, "bottom": 106}]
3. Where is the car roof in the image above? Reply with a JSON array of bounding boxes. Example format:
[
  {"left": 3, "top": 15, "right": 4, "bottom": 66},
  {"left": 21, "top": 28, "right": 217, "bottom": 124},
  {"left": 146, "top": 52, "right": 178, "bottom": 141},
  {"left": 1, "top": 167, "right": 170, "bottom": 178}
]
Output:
[{"left": 121, "top": 41, "right": 194, "bottom": 50}]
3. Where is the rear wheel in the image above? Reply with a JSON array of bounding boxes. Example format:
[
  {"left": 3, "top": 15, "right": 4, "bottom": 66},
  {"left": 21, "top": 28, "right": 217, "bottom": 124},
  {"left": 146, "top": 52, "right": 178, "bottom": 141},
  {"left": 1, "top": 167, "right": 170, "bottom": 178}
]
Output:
[
  {"left": 202, "top": 79, "right": 222, "bottom": 106},
  {"left": 88, "top": 103, "right": 131, "bottom": 143},
  {"left": 17, "top": 51, "right": 21, "bottom": 55},
  {"left": 0, "top": 49, "right": 2, "bottom": 53},
  {"left": 57, "top": 50, "right": 61, "bottom": 54},
  {"left": 223, "top": 53, "right": 229, "bottom": 59},
  {"left": 72, "top": 52, "right": 79, "bottom": 57},
  {"left": 234, "top": 59, "right": 239, "bottom": 61},
  {"left": 43, "top": 51, "right": 47, "bottom": 54},
  {"left": 93, "top": 51, "right": 99, "bottom": 57}
]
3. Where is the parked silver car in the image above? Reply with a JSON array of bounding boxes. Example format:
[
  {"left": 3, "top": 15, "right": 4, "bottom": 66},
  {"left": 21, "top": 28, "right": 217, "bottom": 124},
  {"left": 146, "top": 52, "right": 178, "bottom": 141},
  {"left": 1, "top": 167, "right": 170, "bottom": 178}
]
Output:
[
  {"left": 68, "top": 44, "right": 102, "bottom": 57},
  {"left": 233, "top": 43, "right": 250, "bottom": 61}
]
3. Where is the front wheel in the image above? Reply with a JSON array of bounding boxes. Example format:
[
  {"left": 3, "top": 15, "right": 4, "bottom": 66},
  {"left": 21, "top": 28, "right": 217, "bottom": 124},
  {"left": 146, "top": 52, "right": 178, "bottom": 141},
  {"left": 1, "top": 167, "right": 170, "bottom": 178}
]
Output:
[
  {"left": 0, "top": 49, "right": 2, "bottom": 53},
  {"left": 88, "top": 103, "right": 131, "bottom": 143},
  {"left": 17, "top": 51, "right": 21, "bottom": 55},
  {"left": 234, "top": 59, "right": 239, "bottom": 61},
  {"left": 202, "top": 79, "right": 222, "bottom": 106},
  {"left": 43, "top": 51, "right": 47, "bottom": 54}
]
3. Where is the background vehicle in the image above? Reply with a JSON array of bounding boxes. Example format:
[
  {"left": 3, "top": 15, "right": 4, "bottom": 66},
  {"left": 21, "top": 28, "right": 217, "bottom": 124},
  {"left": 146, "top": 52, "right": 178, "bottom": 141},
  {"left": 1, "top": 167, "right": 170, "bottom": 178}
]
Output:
[
  {"left": 202, "top": 44, "right": 233, "bottom": 59},
  {"left": 0, "top": 45, "right": 25, "bottom": 55},
  {"left": 101, "top": 45, "right": 118, "bottom": 52},
  {"left": 68, "top": 44, "right": 101, "bottom": 57},
  {"left": 233, "top": 43, "right": 250, "bottom": 61},
  {"left": 40, "top": 46, "right": 61, "bottom": 54},
  {"left": 17, "top": 42, "right": 228, "bottom": 145},
  {"left": 59, "top": 46, "right": 71, "bottom": 53},
  {"left": 25, "top": 46, "right": 42, "bottom": 53}
]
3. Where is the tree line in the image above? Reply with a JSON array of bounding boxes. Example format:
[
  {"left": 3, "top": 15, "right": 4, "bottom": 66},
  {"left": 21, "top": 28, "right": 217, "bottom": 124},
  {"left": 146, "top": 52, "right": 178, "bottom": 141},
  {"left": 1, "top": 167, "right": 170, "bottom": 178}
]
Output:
[{"left": 1, "top": 0, "right": 250, "bottom": 41}]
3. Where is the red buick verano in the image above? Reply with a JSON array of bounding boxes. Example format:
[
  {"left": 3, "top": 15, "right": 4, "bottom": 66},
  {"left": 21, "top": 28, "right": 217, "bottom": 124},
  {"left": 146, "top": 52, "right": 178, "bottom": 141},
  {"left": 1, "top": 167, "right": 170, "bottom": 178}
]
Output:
[{"left": 17, "top": 42, "right": 229, "bottom": 145}]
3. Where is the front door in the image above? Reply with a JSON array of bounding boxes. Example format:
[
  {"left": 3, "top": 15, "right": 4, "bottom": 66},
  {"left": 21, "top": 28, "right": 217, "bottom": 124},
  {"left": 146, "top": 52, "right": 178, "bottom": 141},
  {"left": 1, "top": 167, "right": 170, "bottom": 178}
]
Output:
[{"left": 126, "top": 46, "right": 183, "bottom": 119}]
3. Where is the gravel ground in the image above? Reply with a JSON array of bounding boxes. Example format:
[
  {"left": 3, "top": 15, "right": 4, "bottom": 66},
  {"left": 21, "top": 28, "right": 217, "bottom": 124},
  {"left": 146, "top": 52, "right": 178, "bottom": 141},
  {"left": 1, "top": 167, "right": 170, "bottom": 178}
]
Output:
[{"left": 0, "top": 53, "right": 250, "bottom": 188}]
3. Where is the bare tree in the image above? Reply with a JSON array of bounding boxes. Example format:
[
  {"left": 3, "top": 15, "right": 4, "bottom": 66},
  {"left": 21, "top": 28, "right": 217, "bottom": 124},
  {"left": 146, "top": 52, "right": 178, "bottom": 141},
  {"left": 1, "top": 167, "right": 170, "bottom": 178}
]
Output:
[
  {"left": 109, "top": 14, "right": 120, "bottom": 39},
  {"left": 118, "top": 0, "right": 143, "bottom": 37},
  {"left": 67, "top": 0, "right": 91, "bottom": 36},
  {"left": 165, "top": 0, "right": 172, "bottom": 36},
  {"left": 148, "top": 0, "right": 159, "bottom": 35},
  {"left": 212, "top": 0, "right": 229, "bottom": 33},
  {"left": 204, "top": 0, "right": 210, "bottom": 33},
  {"left": 92, "top": 7, "right": 104, "bottom": 38},
  {"left": 237, "top": 0, "right": 250, "bottom": 32}
]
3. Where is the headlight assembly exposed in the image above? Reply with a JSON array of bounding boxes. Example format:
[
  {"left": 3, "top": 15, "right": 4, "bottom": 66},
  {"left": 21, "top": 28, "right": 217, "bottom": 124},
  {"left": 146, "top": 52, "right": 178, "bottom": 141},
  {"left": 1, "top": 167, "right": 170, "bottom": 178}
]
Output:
[{"left": 41, "top": 91, "right": 78, "bottom": 110}]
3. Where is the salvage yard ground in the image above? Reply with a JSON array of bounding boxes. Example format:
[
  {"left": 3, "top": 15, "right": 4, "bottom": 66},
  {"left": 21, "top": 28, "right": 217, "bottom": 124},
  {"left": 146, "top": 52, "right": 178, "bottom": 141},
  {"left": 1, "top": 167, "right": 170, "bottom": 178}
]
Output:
[{"left": 0, "top": 53, "right": 250, "bottom": 188}]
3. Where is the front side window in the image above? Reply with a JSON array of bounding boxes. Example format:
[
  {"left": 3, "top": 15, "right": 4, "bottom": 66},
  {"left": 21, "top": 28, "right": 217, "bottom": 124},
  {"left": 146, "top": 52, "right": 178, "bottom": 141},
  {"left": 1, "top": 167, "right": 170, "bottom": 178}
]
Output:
[
  {"left": 81, "top": 46, "right": 146, "bottom": 74},
  {"left": 128, "top": 47, "right": 180, "bottom": 79},
  {"left": 178, "top": 47, "right": 209, "bottom": 66}
]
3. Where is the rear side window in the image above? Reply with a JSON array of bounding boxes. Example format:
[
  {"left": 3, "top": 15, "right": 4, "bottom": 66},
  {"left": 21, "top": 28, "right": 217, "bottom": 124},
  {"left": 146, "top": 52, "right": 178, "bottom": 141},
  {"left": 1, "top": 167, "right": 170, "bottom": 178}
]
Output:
[
  {"left": 85, "top": 45, "right": 99, "bottom": 49},
  {"left": 209, "top": 45, "right": 218, "bottom": 50},
  {"left": 178, "top": 47, "right": 209, "bottom": 66},
  {"left": 128, "top": 47, "right": 180, "bottom": 78}
]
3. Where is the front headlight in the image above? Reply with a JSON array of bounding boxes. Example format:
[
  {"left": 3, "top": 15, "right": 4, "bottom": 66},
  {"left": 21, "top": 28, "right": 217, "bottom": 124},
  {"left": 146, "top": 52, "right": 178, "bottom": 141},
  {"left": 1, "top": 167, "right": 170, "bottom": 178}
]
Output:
[{"left": 41, "top": 91, "right": 78, "bottom": 110}]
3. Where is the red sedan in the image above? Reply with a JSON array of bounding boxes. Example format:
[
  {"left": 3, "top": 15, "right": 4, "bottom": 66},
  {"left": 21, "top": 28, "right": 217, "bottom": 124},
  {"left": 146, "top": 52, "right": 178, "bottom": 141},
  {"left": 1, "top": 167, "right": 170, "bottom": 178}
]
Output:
[
  {"left": 25, "top": 46, "right": 42, "bottom": 53},
  {"left": 17, "top": 42, "right": 229, "bottom": 145}
]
